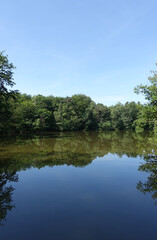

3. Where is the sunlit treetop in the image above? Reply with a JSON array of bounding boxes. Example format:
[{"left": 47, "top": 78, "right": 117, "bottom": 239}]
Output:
[
  {"left": 0, "top": 51, "right": 16, "bottom": 95},
  {"left": 134, "top": 63, "right": 157, "bottom": 106}
]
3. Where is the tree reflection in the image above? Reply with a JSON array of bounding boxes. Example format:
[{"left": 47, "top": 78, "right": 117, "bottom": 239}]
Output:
[
  {"left": 0, "top": 131, "right": 157, "bottom": 171},
  {"left": 0, "top": 171, "right": 18, "bottom": 225},
  {"left": 0, "top": 131, "right": 157, "bottom": 205},
  {"left": 137, "top": 154, "right": 157, "bottom": 202}
]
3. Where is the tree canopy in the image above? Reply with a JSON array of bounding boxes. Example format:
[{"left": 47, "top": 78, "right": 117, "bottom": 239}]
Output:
[
  {"left": 0, "top": 52, "right": 157, "bottom": 135},
  {"left": 0, "top": 51, "right": 16, "bottom": 95},
  {"left": 0, "top": 52, "right": 18, "bottom": 133},
  {"left": 134, "top": 64, "right": 157, "bottom": 133}
]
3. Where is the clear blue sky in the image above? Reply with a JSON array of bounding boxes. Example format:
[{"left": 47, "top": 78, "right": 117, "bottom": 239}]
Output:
[{"left": 0, "top": 0, "right": 157, "bottom": 106}]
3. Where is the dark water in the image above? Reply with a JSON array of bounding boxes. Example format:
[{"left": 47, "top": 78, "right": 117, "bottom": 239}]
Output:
[{"left": 0, "top": 131, "right": 157, "bottom": 240}]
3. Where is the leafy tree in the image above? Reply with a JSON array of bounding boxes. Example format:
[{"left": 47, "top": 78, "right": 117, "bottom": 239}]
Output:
[
  {"left": 54, "top": 95, "right": 95, "bottom": 131},
  {"left": 110, "top": 103, "right": 125, "bottom": 130},
  {"left": 109, "top": 102, "right": 139, "bottom": 130},
  {"left": 71, "top": 94, "right": 95, "bottom": 130},
  {"left": 32, "top": 95, "right": 56, "bottom": 130},
  {"left": 54, "top": 97, "right": 77, "bottom": 130},
  {"left": 34, "top": 108, "right": 54, "bottom": 130},
  {"left": 13, "top": 99, "right": 37, "bottom": 133},
  {"left": 121, "top": 102, "right": 139, "bottom": 129},
  {"left": 0, "top": 51, "right": 18, "bottom": 133},
  {"left": 134, "top": 64, "right": 157, "bottom": 132},
  {"left": 93, "top": 103, "right": 112, "bottom": 130},
  {"left": 0, "top": 51, "right": 16, "bottom": 95}
]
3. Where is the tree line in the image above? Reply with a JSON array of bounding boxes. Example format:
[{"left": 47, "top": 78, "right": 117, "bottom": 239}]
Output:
[{"left": 0, "top": 51, "right": 157, "bottom": 134}]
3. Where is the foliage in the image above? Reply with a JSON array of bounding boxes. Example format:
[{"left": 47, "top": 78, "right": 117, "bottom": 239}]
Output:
[
  {"left": 0, "top": 51, "right": 15, "bottom": 94},
  {"left": 2, "top": 51, "right": 157, "bottom": 134},
  {"left": 93, "top": 103, "right": 112, "bottom": 130},
  {"left": 1, "top": 91, "right": 141, "bottom": 133},
  {"left": 134, "top": 64, "right": 157, "bottom": 133},
  {"left": 110, "top": 102, "right": 138, "bottom": 130},
  {"left": 0, "top": 52, "right": 18, "bottom": 133}
]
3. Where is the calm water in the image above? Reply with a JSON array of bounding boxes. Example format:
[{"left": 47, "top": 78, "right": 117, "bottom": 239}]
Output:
[{"left": 0, "top": 131, "right": 157, "bottom": 240}]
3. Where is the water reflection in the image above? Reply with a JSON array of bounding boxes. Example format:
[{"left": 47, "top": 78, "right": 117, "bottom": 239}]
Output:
[
  {"left": 137, "top": 154, "right": 157, "bottom": 202},
  {"left": 0, "top": 131, "right": 157, "bottom": 225},
  {"left": 0, "top": 131, "right": 157, "bottom": 172},
  {"left": 0, "top": 171, "right": 18, "bottom": 225}
]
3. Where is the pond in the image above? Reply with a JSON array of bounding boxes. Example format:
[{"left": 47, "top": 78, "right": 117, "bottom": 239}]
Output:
[{"left": 0, "top": 131, "right": 157, "bottom": 240}]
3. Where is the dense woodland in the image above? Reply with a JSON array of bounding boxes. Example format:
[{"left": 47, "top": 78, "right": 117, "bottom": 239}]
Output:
[{"left": 0, "top": 51, "right": 157, "bottom": 134}]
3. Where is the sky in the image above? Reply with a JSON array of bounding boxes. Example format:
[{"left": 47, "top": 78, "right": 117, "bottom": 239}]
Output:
[{"left": 0, "top": 0, "right": 157, "bottom": 106}]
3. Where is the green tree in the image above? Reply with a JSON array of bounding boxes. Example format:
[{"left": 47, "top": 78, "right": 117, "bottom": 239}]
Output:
[
  {"left": 93, "top": 103, "right": 112, "bottom": 130},
  {"left": 0, "top": 51, "right": 16, "bottom": 94},
  {"left": 121, "top": 102, "right": 139, "bottom": 129},
  {"left": 110, "top": 103, "right": 125, "bottom": 130},
  {"left": 134, "top": 64, "right": 157, "bottom": 132},
  {"left": 13, "top": 99, "right": 37, "bottom": 133},
  {"left": 0, "top": 51, "right": 18, "bottom": 133},
  {"left": 54, "top": 95, "right": 95, "bottom": 131}
]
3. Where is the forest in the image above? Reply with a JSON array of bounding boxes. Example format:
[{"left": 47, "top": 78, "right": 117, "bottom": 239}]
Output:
[{"left": 0, "top": 51, "right": 157, "bottom": 135}]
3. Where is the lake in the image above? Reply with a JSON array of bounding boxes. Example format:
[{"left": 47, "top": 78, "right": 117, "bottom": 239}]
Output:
[{"left": 0, "top": 131, "right": 157, "bottom": 240}]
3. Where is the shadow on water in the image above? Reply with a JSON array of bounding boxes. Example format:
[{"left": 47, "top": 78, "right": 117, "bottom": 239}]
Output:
[{"left": 0, "top": 131, "right": 157, "bottom": 224}]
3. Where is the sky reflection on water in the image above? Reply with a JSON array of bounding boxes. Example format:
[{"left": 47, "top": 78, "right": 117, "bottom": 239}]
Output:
[{"left": 0, "top": 131, "right": 157, "bottom": 240}]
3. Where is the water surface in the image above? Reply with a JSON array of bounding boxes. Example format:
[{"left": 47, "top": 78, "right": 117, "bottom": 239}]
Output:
[{"left": 0, "top": 131, "right": 157, "bottom": 240}]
